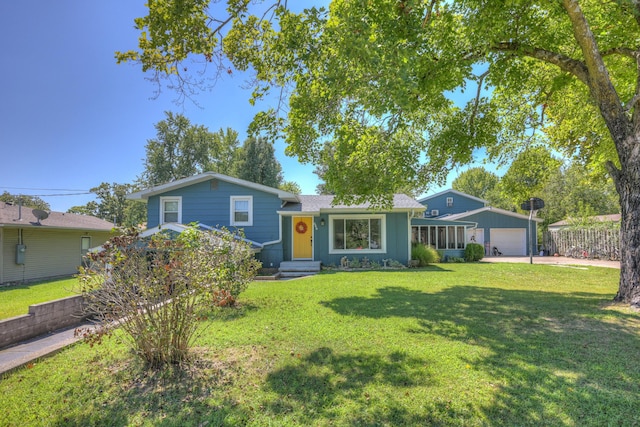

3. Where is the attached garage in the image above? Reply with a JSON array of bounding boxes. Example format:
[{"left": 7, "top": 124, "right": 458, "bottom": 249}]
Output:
[
  {"left": 446, "top": 206, "right": 542, "bottom": 257},
  {"left": 490, "top": 228, "right": 527, "bottom": 256}
]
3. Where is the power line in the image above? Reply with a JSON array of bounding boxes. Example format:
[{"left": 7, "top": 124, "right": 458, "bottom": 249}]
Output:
[
  {"left": 0, "top": 186, "right": 90, "bottom": 192},
  {"left": 28, "top": 193, "right": 93, "bottom": 197}
]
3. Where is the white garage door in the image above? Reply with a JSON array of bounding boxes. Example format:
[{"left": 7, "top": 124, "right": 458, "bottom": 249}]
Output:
[{"left": 490, "top": 228, "right": 527, "bottom": 256}]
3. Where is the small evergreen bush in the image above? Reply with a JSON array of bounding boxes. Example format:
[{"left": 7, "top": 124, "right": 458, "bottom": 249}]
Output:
[{"left": 464, "top": 243, "right": 485, "bottom": 262}]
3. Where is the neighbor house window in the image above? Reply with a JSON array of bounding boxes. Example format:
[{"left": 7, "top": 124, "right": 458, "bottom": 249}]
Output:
[
  {"left": 446, "top": 197, "right": 454, "bottom": 207},
  {"left": 81, "top": 236, "right": 91, "bottom": 266},
  {"left": 160, "top": 197, "right": 182, "bottom": 223},
  {"left": 330, "top": 215, "right": 385, "bottom": 253},
  {"left": 431, "top": 209, "right": 439, "bottom": 217},
  {"left": 81, "top": 236, "right": 91, "bottom": 256},
  {"left": 230, "top": 196, "right": 253, "bottom": 226}
]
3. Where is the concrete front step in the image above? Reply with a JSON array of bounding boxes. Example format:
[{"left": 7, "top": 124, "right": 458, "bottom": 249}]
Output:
[{"left": 279, "top": 261, "right": 321, "bottom": 277}]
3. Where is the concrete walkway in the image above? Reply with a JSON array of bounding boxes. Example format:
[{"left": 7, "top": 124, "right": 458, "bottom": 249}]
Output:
[
  {"left": 481, "top": 255, "right": 620, "bottom": 269},
  {"left": 0, "top": 323, "right": 92, "bottom": 375}
]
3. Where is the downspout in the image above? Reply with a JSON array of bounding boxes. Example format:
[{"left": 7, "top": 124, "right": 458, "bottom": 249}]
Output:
[{"left": 262, "top": 212, "right": 283, "bottom": 247}]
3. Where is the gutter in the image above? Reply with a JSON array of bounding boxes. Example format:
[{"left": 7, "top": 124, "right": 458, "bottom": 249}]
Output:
[{"left": 262, "top": 213, "right": 284, "bottom": 247}]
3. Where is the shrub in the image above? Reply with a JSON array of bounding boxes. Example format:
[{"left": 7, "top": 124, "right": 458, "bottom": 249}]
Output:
[
  {"left": 464, "top": 243, "right": 485, "bottom": 262},
  {"left": 78, "top": 226, "right": 260, "bottom": 368},
  {"left": 411, "top": 244, "right": 440, "bottom": 266}
]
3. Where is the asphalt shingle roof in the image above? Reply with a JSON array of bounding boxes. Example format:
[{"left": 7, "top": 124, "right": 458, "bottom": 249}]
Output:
[{"left": 0, "top": 202, "right": 114, "bottom": 230}]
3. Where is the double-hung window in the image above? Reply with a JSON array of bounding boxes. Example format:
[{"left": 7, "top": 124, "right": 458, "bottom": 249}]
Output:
[
  {"left": 160, "top": 197, "right": 182, "bottom": 223},
  {"left": 330, "top": 215, "right": 385, "bottom": 253},
  {"left": 230, "top": 196, "right": 253, "bottom": 226}
]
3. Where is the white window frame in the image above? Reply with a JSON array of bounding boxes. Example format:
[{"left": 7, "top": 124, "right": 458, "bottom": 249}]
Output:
[
  {"left": 446, "top": 197, "right": 454, "bottom": 207},
  {"left": 159, "top": 196, "right": 182, "bottom": 224},
  {"left": 329, "top": 214, "right": 386, "bottom": 254},
  {"left": 81, "top": 236, "right": 91, "bottom": 253},
  {"left": 431, "top": 209, "right": 439, "bottom": 217},
  {"left": 230, "top": 196, "right": 253, "bottom": 226}
]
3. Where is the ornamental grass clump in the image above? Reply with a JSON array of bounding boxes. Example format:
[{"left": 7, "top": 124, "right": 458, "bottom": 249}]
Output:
[
  {"left": 77, "top": 226, "right": 260, "bottom": 368},
  {"left": 411, "top": 243, "right": 440, "bottom": 266}
]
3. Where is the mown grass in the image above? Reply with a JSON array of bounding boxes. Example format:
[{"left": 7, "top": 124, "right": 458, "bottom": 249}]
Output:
[
  {"left": 0, "top": 277, "right": 77, "bottom": 319},
  {"left": 1, "top": 264, "right": 638, "bottom": 426}
]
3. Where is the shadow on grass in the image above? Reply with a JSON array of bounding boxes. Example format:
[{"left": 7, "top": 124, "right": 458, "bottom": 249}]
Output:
[
  {"left": 262, "top": 347, "right": 471, "bottom": 425},
  {"left": 48, "top": 356, "right": 253, "bottom": 426},
  {"left": 318, "top": 285, "right": 640, "bottom": 425}
]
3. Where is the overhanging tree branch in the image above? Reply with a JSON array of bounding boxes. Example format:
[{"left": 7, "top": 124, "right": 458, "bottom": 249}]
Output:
[{"left": 492, "top": 41, "right": 590, "bottom": 85}]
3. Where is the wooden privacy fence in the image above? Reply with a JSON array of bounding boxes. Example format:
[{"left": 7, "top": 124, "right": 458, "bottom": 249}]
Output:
[{"left": 544, "top": 228, "right": 620, "bottom": 260}]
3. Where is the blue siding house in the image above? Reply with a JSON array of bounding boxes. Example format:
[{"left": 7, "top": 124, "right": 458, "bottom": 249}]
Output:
[
  {"left": 129, "top": 173, "right": 428, "bottom": 269},
  {"left": 416, "top": 189, "right": 543, "bottom": 256},
  {"left": 418, "top": 189, "right": 486, "bottom": 218}
]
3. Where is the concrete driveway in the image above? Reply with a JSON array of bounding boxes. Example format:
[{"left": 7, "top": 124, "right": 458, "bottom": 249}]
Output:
[{"left": 481, "top": 255, "right": 620, "bottom": 269}]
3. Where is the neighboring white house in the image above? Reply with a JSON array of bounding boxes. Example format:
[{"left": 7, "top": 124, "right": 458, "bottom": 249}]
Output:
[{"left": 0, "top": 202, "right": 114, "bottom": 285}]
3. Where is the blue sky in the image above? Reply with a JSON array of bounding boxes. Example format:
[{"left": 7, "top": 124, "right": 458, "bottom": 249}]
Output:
[{"left": 0, "top": 1, "right": 488, "bottom": 213}]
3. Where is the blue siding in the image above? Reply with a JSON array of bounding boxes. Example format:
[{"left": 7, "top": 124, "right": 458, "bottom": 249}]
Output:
[
  {"left": 420, "top": 191, "right": 485, "bottom": 217},
  {"left": 458, "top": 211, "right": 538, "bottom": 255},
  {"left": 147, "top": 179, "right": 282, "bottom": 244},
  {"left": 146, "top": 178, "right": 287, "bottom": 266}
]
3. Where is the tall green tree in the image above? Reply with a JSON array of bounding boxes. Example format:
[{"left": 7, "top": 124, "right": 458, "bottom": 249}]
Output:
[
  {"left": 539, "top": 163, "right": 619, "bottom": 227},
  {"left": 279, "top": 180, "right": 301, "bottom": 194},
  {"left": 498, "top": 147, "right": 562, "bottom": 211},
  {"left": 0, "top": 192, "right": 50, "bottom": 210},
  {"left": 207, "top": 127, "right": 242, "bottom": 175},
  {"left": 236, "top": 137, "right": 283, "bottom": 188},
  {"left": 451, "top": 167, "right": 500, "bottom": 204},
  {"left": 69, "top": 183, "right": 146, "bottom": 227},
  {"left": 118, "top": 1, "right": 640, "bottom": 304},
  {"left": 143, "top": 112, "right": 214, "bottom": 185}
]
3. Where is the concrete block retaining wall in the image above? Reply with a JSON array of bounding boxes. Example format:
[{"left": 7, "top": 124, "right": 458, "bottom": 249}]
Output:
[{"left": 0, "top": 295, "right": 86, "bottom": 349}]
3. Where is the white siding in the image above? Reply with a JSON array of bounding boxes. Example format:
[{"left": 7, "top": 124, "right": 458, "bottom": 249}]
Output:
[{"left": 1, "top": 228, "right": 111, "bottom": 284}]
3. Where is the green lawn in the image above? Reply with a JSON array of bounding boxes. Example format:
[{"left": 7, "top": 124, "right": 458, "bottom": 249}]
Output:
[
  {"left": 0, "top": 277, "right": 77, "bottom": 319},
  {"left": 1, "top": 264, "right": 638, "bottom": 426}
]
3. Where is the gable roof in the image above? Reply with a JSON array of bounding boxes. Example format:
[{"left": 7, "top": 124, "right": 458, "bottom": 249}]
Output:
[
  {"left": 445, "top": 206, "right": 544, "bottom": 223},
  {"left": 127, "top": 172, "right": 299, "bottom": 202},
  {"left": 417, "top": 189, "right": 488, "bottom": 205},
  {"left": 0, "top": 202, "right": 114, "bottom": 230},
  {"left": 279, "top": 194, "right": 426, "bottom": 214}
]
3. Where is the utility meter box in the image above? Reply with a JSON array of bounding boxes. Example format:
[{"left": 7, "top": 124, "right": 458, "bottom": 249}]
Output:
[{"left": 15, "top": 244, "right": 26, "bottom": 265}]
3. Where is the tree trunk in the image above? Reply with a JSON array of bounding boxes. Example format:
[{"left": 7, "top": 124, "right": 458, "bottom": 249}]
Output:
[{"left": 613, "top": 137, "right": 640, "bottom": 307}]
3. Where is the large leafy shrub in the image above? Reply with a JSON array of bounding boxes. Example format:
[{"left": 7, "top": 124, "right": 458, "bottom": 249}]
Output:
[
  {"left": 464, "top": 243, "right": 485, "bottom": 262},
  {"left": 78, "top": 226, "right": 260, "bottom": 368}
]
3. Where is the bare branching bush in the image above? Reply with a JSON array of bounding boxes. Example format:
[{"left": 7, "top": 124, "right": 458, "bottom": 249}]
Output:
[{"left": 77, "top": 226, "right": 261, "bottom": 368}]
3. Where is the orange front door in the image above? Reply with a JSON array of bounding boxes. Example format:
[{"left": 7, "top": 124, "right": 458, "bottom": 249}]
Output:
[{"left": 293, "top": 216, "right": 313, "bottom": 259}]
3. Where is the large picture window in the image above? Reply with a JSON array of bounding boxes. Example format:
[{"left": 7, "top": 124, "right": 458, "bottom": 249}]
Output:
[
  {"left": 330, "top": 215, "right": 385, "bottom": 253},
  {"left": 230, "top": 196, "right": 253, "bottom": 226},
  {"left": 160, "top": 197, "right": 182, "bottom": 224}
]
